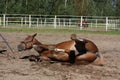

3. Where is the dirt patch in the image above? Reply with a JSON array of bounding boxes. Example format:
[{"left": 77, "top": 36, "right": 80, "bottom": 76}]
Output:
[{"left": 0, "top": 32, "right": 120, "bottom": 80}]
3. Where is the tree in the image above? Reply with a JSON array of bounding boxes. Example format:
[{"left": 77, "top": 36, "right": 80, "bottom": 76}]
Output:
[
  {"left": 91, "top": 0, "right": 115, "bottom": 16},
  {"left": 0, "top": 0, "right": 118, "bottom": 16},
  {"left": 73, "top": 0, "right": 90, "bottom": 16},
  {"left": 53, "top": 0, "right": 74, "bottom": 15},
  {"left": 0, "top": 0, "right": 5, "bottom": 13},
  {"left": 86, "top": 0, "right": 97, "bottom": 16},
  {"left": 116, "top": 0, "right": 120, "bottom": 16},
  {"left": 103, "top": 0, "right": 115, "bottom": 16}
]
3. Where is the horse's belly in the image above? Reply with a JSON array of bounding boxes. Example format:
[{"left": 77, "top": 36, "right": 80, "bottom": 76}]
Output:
[{"left": 53, "top": 52, "right": 69, "bottom": 61}]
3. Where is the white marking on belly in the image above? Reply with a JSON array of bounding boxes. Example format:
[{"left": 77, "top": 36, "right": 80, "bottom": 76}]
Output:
[{"left": 54, "top": 48, "right": 65, "bottom": 52}]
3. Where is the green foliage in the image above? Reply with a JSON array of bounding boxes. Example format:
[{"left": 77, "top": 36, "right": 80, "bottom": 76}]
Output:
[
  {"left": 116, "top": 0, "right": 120, "bottom": 16},
  {"left": 86, "top": 0, "right": 97, "bottom": 16},
  {"left": 0, "top": 0, "right": 119, "bottom": 16},
  {"left": 0, "top": 0, "right": 5, "bottom": 13}
]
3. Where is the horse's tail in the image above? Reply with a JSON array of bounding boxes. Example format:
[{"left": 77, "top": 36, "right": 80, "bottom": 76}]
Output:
[{"left": 92, "top": 52, "right": 104, "bottom": 66}]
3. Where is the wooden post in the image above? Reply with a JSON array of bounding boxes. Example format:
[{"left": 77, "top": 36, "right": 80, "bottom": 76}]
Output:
[
  {"left": 80, "top": 16, "right": 83, "bottom": 30},
  {"left": 106, "top": 17, "right": 108, "bottom": 31},
  {"left": 69, "top": 19, "right": 71, "bottom": 27},
  {"left": 54, "top": 15, "right": 57, "bottom": 28},
  {"left": 21, "top": 17, "right": 23, "bottom": 27},
  {"left": 37, "top": 18, "right": 39, "bottom": 27},
  {"left": 29, "top": 15, "right": 31, "bottom": 28},
  {"left": 3, "top": 14, "right": 6, "bottom": 27}
]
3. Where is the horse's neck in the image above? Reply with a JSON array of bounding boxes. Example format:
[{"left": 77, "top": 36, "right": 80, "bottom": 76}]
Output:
[
  {"left": 32, "top": 39, "right": 42, "bottom": 51},
  {"left": 33, "top": 44, "right": 45, "bottom": 54},
  {"left": 32, "top": 39, "right": 52, "bottom": 54},
  {"left": 33, "top": 39, "right": 42, "bottom": 45}
]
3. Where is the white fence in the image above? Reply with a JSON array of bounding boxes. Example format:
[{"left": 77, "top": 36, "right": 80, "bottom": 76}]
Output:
[{"left": 0, "top": 14, "right": 120, "bottom": 31}]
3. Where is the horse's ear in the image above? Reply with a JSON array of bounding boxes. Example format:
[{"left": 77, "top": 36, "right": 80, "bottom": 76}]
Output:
[{"left": 32, "top": 33, "right": 37, "bottom": 38}]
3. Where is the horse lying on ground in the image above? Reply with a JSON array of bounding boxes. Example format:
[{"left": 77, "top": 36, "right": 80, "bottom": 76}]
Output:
[{"left": 17, "top": 33, "right": 104, "bottom": 66}]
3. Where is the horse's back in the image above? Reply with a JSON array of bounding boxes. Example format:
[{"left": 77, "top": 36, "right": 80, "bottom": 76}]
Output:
[
  {"left": 85, "top": 39, "right": 99, "bottom": 53},
  {"left": 55, "top": 40, "right": 75, "bottom": 50}
]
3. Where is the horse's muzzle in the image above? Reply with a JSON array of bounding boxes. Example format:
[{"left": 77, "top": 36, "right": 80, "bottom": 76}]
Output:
[{"left": 17, "top": 45, "right": 25, "bottom": 52}]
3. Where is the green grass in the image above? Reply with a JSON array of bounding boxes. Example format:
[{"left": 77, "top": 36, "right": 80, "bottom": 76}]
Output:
[{"left": 0, "top": 27, "right": 120, "bottom": 35}]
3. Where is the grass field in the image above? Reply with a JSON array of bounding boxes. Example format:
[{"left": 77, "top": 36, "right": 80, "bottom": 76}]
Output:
[{"left": 0, "top": 27, "right": 120, "bottom": 35}]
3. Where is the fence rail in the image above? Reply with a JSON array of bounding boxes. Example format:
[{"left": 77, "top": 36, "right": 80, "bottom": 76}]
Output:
[{"left": 0, "top": 14, "right": 120, "bottom": 31}]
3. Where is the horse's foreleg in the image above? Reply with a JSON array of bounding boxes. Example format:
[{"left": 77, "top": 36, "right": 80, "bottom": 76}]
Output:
[{"left": 39, "top": 56, "right": 51, "bottom": 61}]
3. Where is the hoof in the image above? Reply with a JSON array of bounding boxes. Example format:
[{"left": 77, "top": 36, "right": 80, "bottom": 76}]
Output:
[
  {"left": 36, "top": 58, "right": 42, "bottom": 62},
  {"left": 50, "top": 61, "right": 56, "bottom": 64},
  {"left": 28, "top": 55, "right": 42, "bottom": 62}
]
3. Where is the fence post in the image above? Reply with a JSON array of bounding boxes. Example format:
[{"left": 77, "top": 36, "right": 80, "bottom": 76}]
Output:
[
  {"left": 29, "top": 15, "right": 31, "bottom": 28},
  {"left": 96, "top": 19, "right": 98, "bottom": 28},
  {"left": 44, "top": 18, "right": 46, "bottom": 26},
  {"left": 25, "top": 17, "right": 27, "bottom": 26},
  {"left": 80, "top": 16, "right": 83, "bottom": 30},
  {"left": 63, "top": 19, "right": 65, "bottom": 27},
  {"left": 3, "top": 14, "right": 6, "bottom": 27},
  {"left": 6, "top": 17, "right": 8, "bottom": 26},
  {"left": 69, "top": 19, "right": 71, "bottom": 27},
  {"left": 37, "top": 18, "right": 39, "bottom": 27},
  {"left": 21, "top": 17, "right": 23, "bottom": 27},
  {"left": 58, "top": 18, "right": 60, "bottom": 26},
  {"left": 54, "top": 15, "right": 57, "bottom": 28},
  {"left": 106, "top": 17, "right": 108, "bottom": 31},
  {"left": 40, "top": 20, "right": 42, "bottom": 27}
]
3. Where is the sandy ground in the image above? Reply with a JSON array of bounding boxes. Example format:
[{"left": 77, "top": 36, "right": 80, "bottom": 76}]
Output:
[{"left": 0, "top": 32, "right": 120, "bottom": 80}]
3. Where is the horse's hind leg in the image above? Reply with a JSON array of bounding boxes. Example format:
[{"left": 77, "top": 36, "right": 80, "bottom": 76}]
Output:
[
  {"left": 75, "top": 52, "right": 97, "bottom": 64},
  {"left": 92, "top": 52, "right": 104, "bottom": 66}
]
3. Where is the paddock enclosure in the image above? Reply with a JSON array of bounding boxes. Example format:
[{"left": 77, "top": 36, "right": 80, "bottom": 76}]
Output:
[
  {"left": 0, "top": 14, "right": 120, "bottom": 31},
  {"left": 0, "top": 32, "right": 120, "bottom": 80}
]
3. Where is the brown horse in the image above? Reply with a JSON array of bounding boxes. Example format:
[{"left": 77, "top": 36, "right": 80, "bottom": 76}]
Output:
[
  {"left": 78, "top": 19, "right": 88, "bottom": 28},
  {"left": 17, "top": 33, "right": 104, "bottom": 66}
]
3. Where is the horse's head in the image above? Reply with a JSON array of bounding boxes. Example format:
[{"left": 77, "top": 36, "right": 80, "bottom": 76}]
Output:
[{"left": 17, "top": 33, "right": 41, "bottom": 51}]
